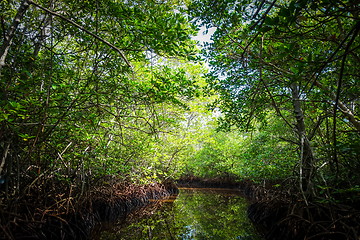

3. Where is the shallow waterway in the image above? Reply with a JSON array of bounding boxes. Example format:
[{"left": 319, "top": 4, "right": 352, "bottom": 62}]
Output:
[{"left": 92, "top": 188, "right": 263, "bottom": 239}]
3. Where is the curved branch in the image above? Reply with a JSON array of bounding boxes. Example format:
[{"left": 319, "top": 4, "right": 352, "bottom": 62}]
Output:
[{"left": 28, "top": 0, "right": 132, "bottom": 69}]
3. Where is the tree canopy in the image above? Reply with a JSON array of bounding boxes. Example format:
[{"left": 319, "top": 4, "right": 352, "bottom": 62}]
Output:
[
  {"left": 188, "top": 0, "right": 360, "bottom": 198},
  {"left": 0, "top": 0, "right": 206, "bottom": 202},
  {"left": 1, "top": 0, "right": 360, "bottom": 225}
]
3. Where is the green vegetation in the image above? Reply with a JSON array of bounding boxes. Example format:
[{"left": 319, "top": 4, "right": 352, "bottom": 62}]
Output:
[
  {"left": 1, "top": 0, "right": 360, "bottom": 235},
  {"left": 183, "top": 115, "right": 298, "bottom": 181},
  {"left": 187, "top": 0, "right": 360, "bottom": 200},
  {"left": 0, "top": 0, "right": 201, "bottom": 196}
]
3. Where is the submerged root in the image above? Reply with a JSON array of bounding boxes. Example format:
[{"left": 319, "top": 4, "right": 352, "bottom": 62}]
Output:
[
  {"left": 0, "top": 179, "right": 176, "bottom": 240},
  {"left": 248, "top": 194, "right": 360, "bottom": 240}
]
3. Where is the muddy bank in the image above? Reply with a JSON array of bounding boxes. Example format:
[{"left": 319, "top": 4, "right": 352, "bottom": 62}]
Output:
[
  {"left": 0, "top": 181, "right": 178, "bottom": 240},
  {"left": 176, "top": 176, "right": 241, "bottom": 188},
  {"left": 176, "top": 176, "right": 274, "bottom": 199}
]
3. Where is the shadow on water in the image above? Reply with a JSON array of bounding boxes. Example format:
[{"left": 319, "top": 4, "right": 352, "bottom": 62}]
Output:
[{"left": 91, "top": 188, "right": 263, "bottom": 240}]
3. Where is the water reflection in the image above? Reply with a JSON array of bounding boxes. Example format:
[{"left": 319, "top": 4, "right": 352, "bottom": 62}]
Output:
[{"left": 93, "top": 188, "right": 263, "bottom": 240}]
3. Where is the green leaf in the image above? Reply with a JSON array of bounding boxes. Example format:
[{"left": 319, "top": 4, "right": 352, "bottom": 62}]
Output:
[
  {"left": 289, "top": 2, "right": 296, "bottom": 13},
  {"left": 24, "top": 70, "right": 32, "bottom": 78},
  {"left": 259, "top": 26, "right": 272, "bottom": 33},
  {"left": 288, "top": 42, "right": 296, "bottom": 51},
  {"left": 279, "top": 8, "right": 291, "bottom": 17},
  {"left": 264, "top": 17, "right": 273, "bottom": 25},
  {"left": 272, "top": 17, "right": 280, "bottom": 25},
  {"left": 1, "top": 113, "right": 10, "bottom": 120},
  {"left": 290, "top": 66, "right": 298, "bottom": 74}
]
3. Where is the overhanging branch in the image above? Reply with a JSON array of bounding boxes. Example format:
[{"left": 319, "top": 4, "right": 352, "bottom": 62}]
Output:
[{"left": 29, "top": 0, "right": 132, "bottom": 69}]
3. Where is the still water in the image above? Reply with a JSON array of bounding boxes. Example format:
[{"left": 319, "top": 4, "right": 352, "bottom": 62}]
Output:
[{"left": 93, "top": 188, "right": 263, "bottom": 240}]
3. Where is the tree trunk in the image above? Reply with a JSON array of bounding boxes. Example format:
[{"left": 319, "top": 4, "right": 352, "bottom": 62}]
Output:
[
  {"left": 290, "top": 83, "right": 314, "bottom": 196},
  {"left": 0, "top": 0, "right": 31, "bottom": 77}
]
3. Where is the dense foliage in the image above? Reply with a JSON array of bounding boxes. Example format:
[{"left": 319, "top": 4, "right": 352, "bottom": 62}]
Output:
[
  {"left": 1, "top": 0, "right": 360, "bottom": 211},
  {"left": 0, "top": 0, "right": 204, "bottom": 204},
  {"left": 183, "top": 114, "right": 298, "bottom": 181},
  {"left": 3, "top": 1, "right": 360, "bottom": 239},
  {"left": 188, "top": 0, "right": 360, "bottom": 200}
]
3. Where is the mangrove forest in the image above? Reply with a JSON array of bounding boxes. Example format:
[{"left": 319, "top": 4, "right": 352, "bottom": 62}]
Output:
[{"left": 1, "top": 0, "right": 360, "bottom": 239}]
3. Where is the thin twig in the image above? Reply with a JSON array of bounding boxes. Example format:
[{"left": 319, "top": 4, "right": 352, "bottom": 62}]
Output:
[{"left": 28, "top": 0, "right": 132, "bottom": 68}]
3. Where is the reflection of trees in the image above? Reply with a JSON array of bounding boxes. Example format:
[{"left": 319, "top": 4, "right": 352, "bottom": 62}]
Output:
[
  {"left": 174, "top": 189, "right": 261, "bottom": 239},
  {"left": 94, "top": 189, "right": 262, "bottom": 239},
  {"left": 93, "top": 199, "right": 180, "bottom": 239}
]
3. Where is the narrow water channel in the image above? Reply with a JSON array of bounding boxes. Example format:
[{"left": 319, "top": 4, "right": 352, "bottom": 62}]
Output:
[{"left": 92, "top": 188, "right": 263, "bottom": 239}]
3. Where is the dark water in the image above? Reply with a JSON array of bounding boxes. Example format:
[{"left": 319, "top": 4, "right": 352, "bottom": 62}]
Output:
[{"left": 92, "top": 188, "right": 263, "bottom": 240}]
